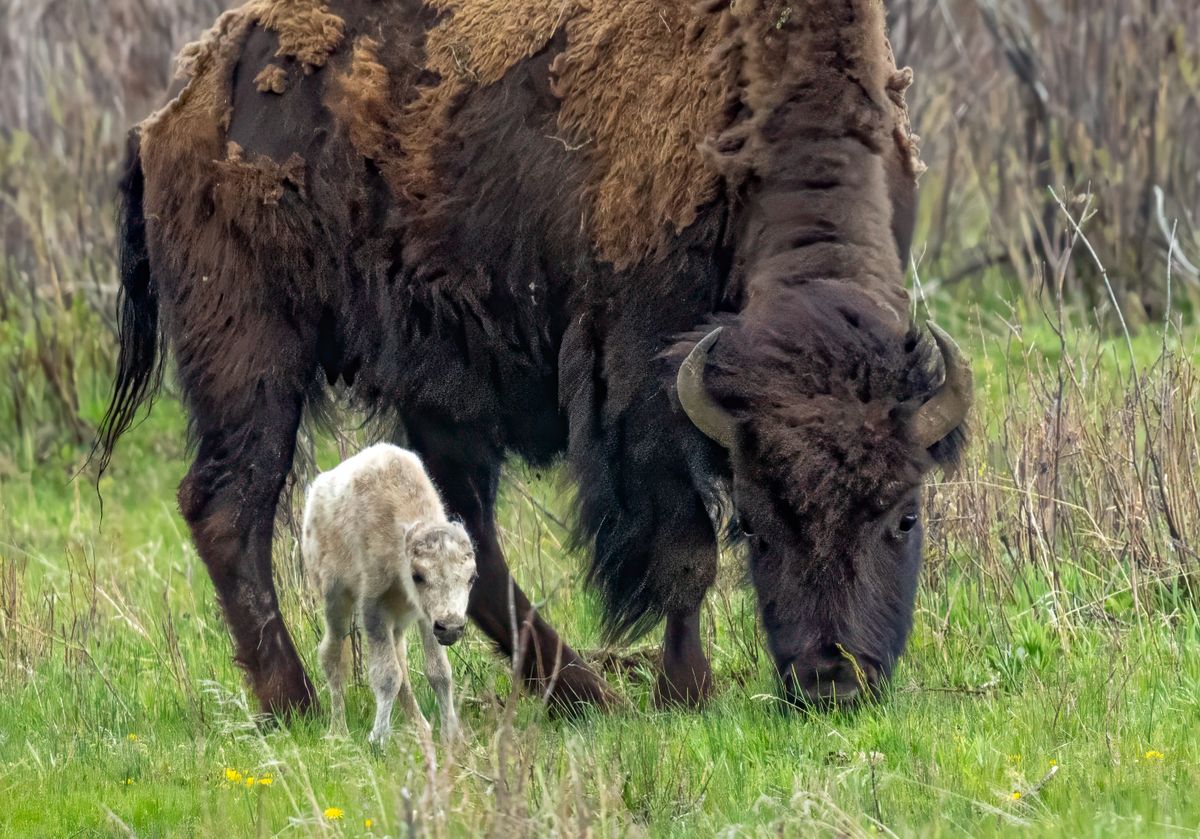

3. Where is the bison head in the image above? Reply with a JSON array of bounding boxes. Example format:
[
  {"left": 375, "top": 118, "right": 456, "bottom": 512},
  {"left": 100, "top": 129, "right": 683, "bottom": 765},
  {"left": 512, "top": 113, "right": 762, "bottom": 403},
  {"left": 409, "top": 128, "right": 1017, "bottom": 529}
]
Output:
[{"left": 675, "top": 293, "right": 971, "bottom": 708}]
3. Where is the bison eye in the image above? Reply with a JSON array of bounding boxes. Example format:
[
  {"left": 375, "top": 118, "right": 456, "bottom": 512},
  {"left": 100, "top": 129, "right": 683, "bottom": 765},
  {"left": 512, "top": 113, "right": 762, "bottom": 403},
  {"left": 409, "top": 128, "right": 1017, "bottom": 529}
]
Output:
[
  {"left": 412, "top": 572, "right": 426, "bottom": 585},
  {"left": 898, "top": 514, "right": 918, "bottom": 534}
]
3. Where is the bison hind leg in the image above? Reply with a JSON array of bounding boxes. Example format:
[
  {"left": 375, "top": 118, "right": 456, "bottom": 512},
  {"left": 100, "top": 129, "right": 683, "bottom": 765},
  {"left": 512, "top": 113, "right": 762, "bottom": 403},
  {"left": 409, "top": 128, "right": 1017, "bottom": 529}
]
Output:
[{"left": 174, "top": 310, "right": 322, "bottom": 717}]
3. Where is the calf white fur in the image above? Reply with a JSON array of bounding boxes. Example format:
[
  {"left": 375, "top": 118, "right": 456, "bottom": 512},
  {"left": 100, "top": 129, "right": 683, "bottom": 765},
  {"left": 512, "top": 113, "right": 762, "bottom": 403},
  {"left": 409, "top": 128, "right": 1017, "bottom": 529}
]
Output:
[{"left": 302, "top": 443, "right": 476, "bottom": 743}]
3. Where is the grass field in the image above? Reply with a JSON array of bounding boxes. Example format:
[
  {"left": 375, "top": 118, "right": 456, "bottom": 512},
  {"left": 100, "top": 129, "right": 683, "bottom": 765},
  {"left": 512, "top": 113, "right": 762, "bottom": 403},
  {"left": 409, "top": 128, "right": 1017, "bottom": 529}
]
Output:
[{"left": 2, "top": 315, "right": 1199, "bottom": 837}]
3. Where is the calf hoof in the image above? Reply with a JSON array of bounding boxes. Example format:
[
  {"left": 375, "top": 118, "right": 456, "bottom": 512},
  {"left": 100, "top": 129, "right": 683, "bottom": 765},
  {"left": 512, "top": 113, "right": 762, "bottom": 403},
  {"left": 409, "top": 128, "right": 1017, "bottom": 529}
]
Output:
[{"left": 653, "top": 664, "right": 712, "bottom": 709}]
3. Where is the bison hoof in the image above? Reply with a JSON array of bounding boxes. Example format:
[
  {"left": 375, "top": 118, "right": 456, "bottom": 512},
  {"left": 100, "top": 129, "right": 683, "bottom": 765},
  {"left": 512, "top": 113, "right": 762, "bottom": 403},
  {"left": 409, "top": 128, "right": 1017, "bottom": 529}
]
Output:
[
  {"left": 252, "top": 665, "right": 319, "bottom": 719},
  {"left": 653, "top": 666, "right": 713, "bottom": 709},
  {"left": 543, "top": 662, "right": 624, "bottom": 717}
]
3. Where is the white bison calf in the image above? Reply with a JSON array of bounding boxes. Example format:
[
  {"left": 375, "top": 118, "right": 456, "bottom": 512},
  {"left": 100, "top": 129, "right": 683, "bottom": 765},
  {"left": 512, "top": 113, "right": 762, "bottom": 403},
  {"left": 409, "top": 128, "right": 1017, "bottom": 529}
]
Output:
[{"left": 302, "top": 443, "right": 476, "bottom": 744}]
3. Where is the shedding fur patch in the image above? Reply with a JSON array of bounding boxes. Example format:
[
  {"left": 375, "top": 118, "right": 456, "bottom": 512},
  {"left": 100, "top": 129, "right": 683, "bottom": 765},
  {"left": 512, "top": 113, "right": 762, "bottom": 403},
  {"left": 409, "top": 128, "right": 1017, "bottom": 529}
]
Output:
[
  {"left": 423, "top": 0, "right": 572, "bottom": 83},
  {"left": 885, "top": 61, "right": 926, "bottom": 178},
  {"left": 255, "top": 63, "right": 289, "bottom": 94},
  {"left": 140, "top": 9, "right": 256, "bottom": 152},
  {"left": 141, "top": 0, "right": 344, "bottom": 150},
  {"left": 404, "top": 0, "right": 734, "bottom": 268},
  {"left": 216, "top": 142, "right": 307, "bottom": 207},
  {"left": 138, "top": 0, "right": 341, "bottom": 219},
  {"left": 550, "top": 2, "right": 735, "bottom": 268},
  {"left": 391, "top": 0, "right": 576, "bottom": 204},
  {"left": 254, "top": 0, "right": 345, "bottom": 72},
  {"left": 328, "top": 38, "right": 409, "bottom": 195},
  {"left": 170, "top": 0, "right": 342, "bottom": 89}
]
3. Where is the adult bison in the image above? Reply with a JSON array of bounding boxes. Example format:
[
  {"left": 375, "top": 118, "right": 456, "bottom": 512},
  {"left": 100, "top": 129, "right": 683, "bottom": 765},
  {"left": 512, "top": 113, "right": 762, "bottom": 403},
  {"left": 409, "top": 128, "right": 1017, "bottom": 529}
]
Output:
[{"left": 96, "top": 0, "right": 971, "bottom": 715}]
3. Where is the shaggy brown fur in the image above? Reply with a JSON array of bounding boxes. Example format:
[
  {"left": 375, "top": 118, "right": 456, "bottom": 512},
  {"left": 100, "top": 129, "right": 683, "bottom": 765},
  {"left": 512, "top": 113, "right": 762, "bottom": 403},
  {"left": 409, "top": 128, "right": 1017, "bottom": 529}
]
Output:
[
  {"left": 710, "top": 0, "right": 920, "bottom": 182},
  {"left": 550, "top": 1, "right": 735, "bottom": 266},
  {"left": 253, "top": 0, "right": 344, "bottom": 71},
  {"left": 216, "top": 142, "right": 306, "bottom": 206},
  {"left": 404, "top": 0, "right": 920, "bottom": 265},
  {"left": 327, "top": 37, "right": 408, "bottom": 197},
  {"left": 254, "top": 64, "right": 289, "bottom": 94},
  {"left": 385, "top": 0, "right": 738, "bottom": 265},
  {"left": 145, "top": 0, "right": 921, "bottom": 269},
  {"left": 701, "top": 0, "right": 919, "bottom": 325},
  {"left": 141, "top": 9, "right": 253, "bottom": 140}
]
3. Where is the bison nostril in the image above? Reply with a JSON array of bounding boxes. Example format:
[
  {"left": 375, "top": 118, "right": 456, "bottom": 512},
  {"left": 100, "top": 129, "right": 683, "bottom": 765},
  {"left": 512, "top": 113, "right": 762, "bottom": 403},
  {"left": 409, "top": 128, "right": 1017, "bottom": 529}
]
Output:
[
  {"left": 433, "top": 621, "right": 447, "bottom": 633},
  {"left": 781, "top": 651, "right": 880, "bottom": 710}
]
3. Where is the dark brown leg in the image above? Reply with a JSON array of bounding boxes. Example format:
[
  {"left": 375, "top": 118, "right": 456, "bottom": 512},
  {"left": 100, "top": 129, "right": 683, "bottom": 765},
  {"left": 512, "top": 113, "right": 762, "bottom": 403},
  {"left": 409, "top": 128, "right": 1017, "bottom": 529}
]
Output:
[
  {"left": 407, "top": 422, "right": 617, "bottom": 713},
  {"left": 178, "top": 392, "right": 316, "bottom": 717},
  {"left": 656, "top": 607, "right": 713, "bottom": 707}
]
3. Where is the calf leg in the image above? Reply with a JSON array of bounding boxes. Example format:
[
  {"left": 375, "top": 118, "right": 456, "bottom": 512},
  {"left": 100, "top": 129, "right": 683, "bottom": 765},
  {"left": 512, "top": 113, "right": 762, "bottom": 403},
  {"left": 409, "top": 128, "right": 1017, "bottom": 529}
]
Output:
[
  {"left": 392, "top": 620, "right": 428, "bottom": 733},
  {"left": 418, "top": 619, "right": 459, "bottom": 741},
  {"left": 365, "top": 607, "right": 407, "bottom": 745},
  {"left": 178, "top": 387, "right": 315, "bottom": 716},
  {"left": 318, "top": 588, "right": 353, "bottom": 737},
  {"left": 407, "top": 421, "right": 616, "bottom": 713}
]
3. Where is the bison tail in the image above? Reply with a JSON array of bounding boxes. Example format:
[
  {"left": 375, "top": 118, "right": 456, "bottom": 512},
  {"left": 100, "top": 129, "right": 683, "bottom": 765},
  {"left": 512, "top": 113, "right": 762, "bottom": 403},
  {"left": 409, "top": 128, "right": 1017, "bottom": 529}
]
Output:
[{"left": 91, "top": 130, "right": 165, "bottom": 477}]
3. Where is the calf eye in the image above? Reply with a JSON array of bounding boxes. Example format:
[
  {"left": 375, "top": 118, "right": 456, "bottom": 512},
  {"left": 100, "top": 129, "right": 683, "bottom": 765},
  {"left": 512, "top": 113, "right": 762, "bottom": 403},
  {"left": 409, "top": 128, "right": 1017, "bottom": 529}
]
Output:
[
  {"left": 898, "top": 514, "right": 918, "bottom": 534},
  {"left": 412, "top": 572, "right": 426, "bottom": 585}
]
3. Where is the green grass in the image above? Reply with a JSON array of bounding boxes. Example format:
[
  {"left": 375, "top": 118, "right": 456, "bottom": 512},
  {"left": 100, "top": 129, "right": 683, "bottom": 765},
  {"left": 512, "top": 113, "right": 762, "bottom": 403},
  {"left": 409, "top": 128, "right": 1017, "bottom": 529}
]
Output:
[{"left": 2, "top": 331, "right": 1199, "bottom": 837}]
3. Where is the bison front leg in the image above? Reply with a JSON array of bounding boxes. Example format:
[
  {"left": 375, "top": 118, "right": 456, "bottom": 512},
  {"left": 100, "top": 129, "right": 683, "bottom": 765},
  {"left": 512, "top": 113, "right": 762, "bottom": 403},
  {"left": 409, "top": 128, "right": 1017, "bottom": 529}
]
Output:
[
  {"left": 407, "top": 422, "right": 617, "bottom": 714},
  {"left": 566, "top": 341, "right": 719, "bottom": 708},
  {"left": 647, "top": 504, "right": 717, "bottom": 707},
  {"left": 658, "top": 609, "right": 713, "bottom": 707}
]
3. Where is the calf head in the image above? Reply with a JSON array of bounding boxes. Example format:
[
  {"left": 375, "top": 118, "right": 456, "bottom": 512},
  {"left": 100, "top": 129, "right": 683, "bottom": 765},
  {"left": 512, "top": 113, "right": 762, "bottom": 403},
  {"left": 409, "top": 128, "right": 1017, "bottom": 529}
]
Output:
[{"left": 405, "top": 521, "right": 477, "bottom": 645}]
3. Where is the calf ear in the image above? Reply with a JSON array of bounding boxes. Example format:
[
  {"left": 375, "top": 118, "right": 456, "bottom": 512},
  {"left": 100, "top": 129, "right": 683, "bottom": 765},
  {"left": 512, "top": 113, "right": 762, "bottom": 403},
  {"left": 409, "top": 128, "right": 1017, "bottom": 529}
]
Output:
[
  {"left": 451, "top": 520, "right": 472, "bottom": 545},
  {"left": 401, "top": 521, "right": 420, "bottom": 551}
]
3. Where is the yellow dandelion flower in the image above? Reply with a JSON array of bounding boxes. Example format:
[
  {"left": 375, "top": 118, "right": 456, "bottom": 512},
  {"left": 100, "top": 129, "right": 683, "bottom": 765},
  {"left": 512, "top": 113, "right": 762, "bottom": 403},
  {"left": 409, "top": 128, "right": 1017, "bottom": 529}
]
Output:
[
  {"left": 324, "top": 807, "right": 344, "bottom": 821},
  {"left": 364, "top": 818, "right": 374, "bottom": 829},
  {"left": 246, "top": 776, "right": 257, "bottom": 787},
  {"left": 127, "top": 733, "right": 139, "bottom": 742},
  {"left": 1011, "top": 791, "right": 1021, "bottom": 801},
  {"left": 1145, "top": 750, "right": 1165, "bottom": 761},
  {"left": 224, "top": 768, "right": 243, "bottom": 784},
  {"left": 1049, "top": 759, "right": 1057, "bottom": 767},
  {"left": 258, "top": 776, "right": 273, "bottom": 786},
  {"left": 124, "top": 778, "right": 135, "bottom": 786}
]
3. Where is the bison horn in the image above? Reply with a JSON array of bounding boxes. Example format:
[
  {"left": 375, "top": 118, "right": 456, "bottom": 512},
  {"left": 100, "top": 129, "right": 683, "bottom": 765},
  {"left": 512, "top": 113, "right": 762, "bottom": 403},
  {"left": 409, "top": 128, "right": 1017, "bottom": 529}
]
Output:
[
  {"left": 912, "top": 323, "right": 973, "bottom": 449},
  {"left": 676, "top": 327, "right": 737, "bottom": 450}
]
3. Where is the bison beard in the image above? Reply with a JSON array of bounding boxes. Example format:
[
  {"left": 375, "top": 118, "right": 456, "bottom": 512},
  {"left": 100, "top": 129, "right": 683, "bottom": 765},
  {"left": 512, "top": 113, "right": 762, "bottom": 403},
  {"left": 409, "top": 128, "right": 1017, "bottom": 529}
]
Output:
[{"left": 96, "top": 0, "right": 971, "bottom": 716}]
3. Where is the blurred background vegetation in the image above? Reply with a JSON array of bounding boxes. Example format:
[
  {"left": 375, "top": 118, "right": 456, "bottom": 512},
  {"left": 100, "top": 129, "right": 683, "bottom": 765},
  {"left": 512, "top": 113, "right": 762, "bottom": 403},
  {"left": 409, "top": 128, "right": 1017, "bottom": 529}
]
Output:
[{"left": 889, "top": 0, "right": 1200, "bottom": 318}]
